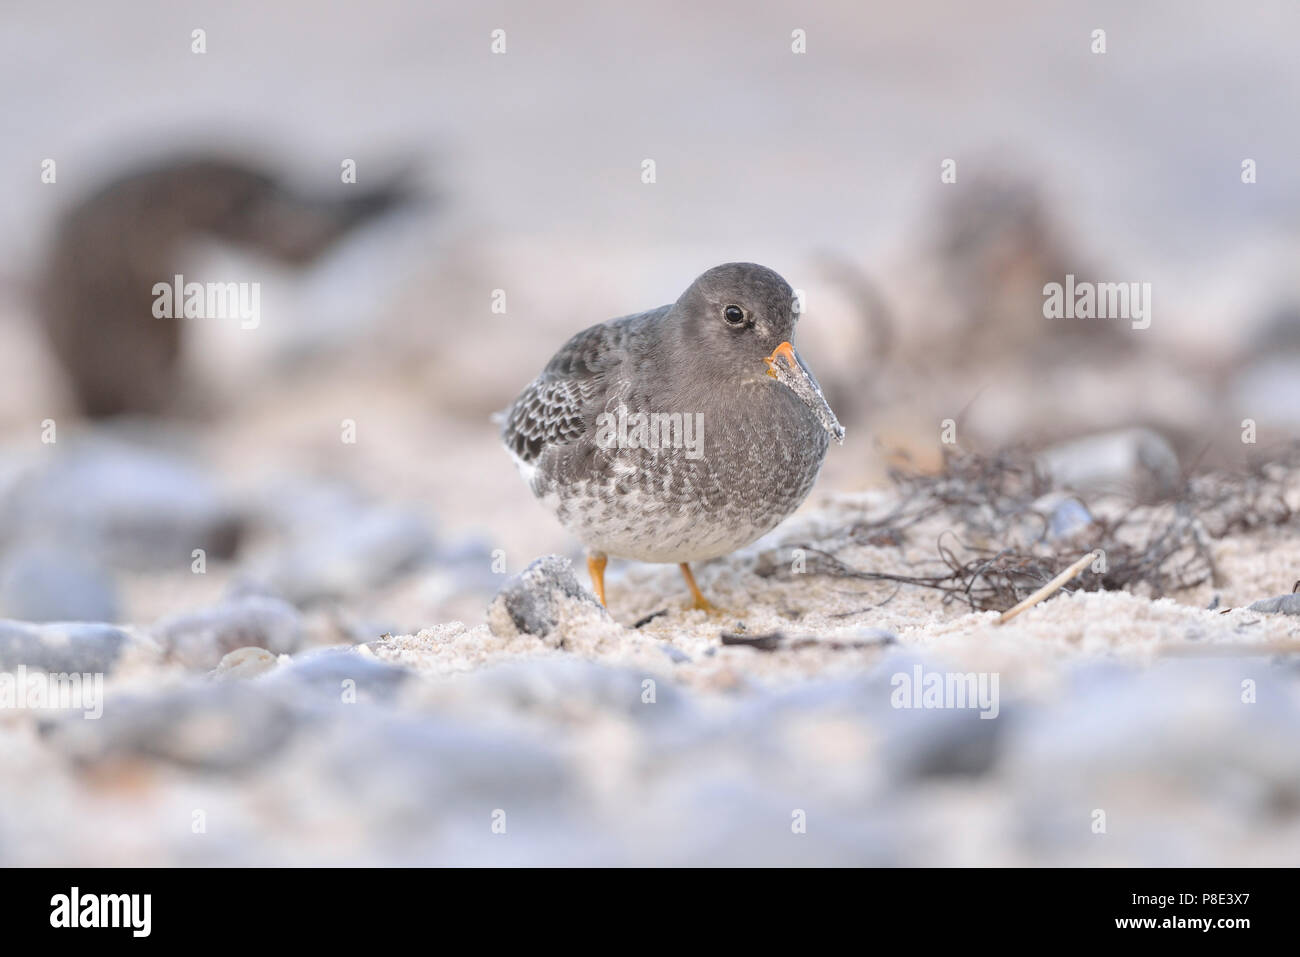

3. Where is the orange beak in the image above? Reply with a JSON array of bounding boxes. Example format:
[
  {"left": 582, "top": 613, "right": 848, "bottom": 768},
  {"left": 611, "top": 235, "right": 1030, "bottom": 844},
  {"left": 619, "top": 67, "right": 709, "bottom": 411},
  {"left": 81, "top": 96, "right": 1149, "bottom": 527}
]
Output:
[
  {"left": 764, "top": 341, "right": 797, "bottom": 379},
  {"left": 761, "top": 339, "right": 845, "bottom": 444}
]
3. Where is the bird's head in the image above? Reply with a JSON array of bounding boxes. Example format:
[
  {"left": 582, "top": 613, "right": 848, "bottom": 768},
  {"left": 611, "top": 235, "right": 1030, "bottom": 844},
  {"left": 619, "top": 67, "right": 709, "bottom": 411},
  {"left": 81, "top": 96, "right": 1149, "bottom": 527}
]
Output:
[{"left": 674, "top": 262, "right": 844, "bottom": 444}]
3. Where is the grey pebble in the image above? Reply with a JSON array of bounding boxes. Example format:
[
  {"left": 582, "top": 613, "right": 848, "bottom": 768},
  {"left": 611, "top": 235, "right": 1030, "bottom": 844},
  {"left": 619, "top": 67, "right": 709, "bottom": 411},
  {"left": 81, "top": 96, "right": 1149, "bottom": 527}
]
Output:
[
  {"left": 152, "top": 595, "right": 303, "bottom": 670},
  {"left": 1247, "top": 593, "right": 1300, "bottom": 615},
  {"left": 0, "top": 620, "right": 131, "bottom": 674},
  {"left": 1045, "top": 497, "right": 1094, "bottom": 541},
  {"left": 268, "top": 647, "right": 409, "bottom": 702},
  {"left": 487, "top": 554, "right": 604, "bottom": 639},
  {"left": 210, "top": 647, "right": 281, "bottom": 680}
]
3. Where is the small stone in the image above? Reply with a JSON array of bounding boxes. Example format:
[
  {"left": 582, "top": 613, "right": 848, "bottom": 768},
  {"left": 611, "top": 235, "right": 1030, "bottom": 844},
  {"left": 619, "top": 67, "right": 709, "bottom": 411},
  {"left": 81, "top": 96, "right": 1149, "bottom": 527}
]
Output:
[
  {"left": 659, "top": 644, "right": 691, "bottom": 663},
  {"left": 1247, "top": 594, "right": 1300, "bottom": 615},
  {"left": 1035, "top": 495, "right": 1094, "bottom": 541},
  {"left": 0, "top": 620, "right": 131, "bottom": 674},
  {"left": 210, "top": 646, "right": 280, "bottom": 680},
  {"left": 487, "top": 554, "right": 605, "bottom": 640},
  {"left": 153, "top": 595, "right": 303, "bottom": 670}
]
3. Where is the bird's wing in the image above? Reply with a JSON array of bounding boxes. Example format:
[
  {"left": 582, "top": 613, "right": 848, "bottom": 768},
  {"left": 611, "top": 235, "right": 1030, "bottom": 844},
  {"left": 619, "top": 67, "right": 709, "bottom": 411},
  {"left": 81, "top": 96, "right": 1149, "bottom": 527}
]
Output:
[
  {"left": 502, "top": 374, "right": 602, "bottom": 466},
  {"left": 501, "top": 308, "right": 663, "bottom": 467}
]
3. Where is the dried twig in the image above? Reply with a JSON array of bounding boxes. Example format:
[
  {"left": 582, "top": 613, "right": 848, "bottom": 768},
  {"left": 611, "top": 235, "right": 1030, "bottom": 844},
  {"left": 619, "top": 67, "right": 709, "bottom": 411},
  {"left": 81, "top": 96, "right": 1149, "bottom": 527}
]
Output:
[
  {"left": 995, "top": 551, "right": 1101, "bottom": 625},
  {"left": 757, "top": 445, "right": 1300, "bottom": 615}
]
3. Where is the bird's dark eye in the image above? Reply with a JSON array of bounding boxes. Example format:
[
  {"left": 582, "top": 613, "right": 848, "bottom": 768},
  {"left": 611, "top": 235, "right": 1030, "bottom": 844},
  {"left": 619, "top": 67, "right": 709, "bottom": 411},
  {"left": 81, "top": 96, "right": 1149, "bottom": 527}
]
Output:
[{"left": 723, "top": 304, "right": 746, "bottom": 326}]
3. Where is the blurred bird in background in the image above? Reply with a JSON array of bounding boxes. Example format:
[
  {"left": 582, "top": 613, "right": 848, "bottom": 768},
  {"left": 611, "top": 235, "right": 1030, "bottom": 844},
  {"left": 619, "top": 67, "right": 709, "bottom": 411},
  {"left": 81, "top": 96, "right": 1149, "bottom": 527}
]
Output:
[{"left": 38, "top": 155, "right": 416, "bottom": 418}]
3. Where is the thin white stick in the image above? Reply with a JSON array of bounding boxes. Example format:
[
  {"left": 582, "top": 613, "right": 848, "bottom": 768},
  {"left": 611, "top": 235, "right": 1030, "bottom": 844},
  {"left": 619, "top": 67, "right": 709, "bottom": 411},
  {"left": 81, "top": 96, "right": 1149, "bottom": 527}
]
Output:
[{"left": 995, "top": 550, "right": 1101, "bottom": 625}]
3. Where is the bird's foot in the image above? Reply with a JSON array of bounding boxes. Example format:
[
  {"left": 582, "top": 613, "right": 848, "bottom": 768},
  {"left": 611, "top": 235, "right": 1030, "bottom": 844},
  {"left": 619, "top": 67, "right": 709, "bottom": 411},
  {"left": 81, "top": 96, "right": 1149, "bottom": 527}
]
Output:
[
  {"left": 688, "top": 592, "right": 716, "bottom": 613},
  {"left": 679, "top": 563, "right": 718, "bottom": 614}
]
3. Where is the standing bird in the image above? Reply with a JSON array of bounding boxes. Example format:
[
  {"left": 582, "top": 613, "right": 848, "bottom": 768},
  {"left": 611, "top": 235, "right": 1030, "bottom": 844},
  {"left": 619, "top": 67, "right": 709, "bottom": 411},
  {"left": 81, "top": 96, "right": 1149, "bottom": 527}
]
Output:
[{"left": 501, "top": 263, "right": 844, "bottom": 610}]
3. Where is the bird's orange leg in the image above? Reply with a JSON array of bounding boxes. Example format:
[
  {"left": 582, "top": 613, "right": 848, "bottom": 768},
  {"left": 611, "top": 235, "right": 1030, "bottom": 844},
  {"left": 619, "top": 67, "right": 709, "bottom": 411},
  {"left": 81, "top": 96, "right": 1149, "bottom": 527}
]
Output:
[
  {"left": 679, "top": 562, "right": 714, "bottom": 611},
  {"left": 587, "top": 552, "right": 608, "bottom": 607}
]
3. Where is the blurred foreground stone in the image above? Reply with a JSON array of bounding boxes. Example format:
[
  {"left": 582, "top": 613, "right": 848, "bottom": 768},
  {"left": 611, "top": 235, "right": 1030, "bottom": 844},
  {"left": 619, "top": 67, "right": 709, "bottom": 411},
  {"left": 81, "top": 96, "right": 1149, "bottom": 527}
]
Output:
[
  {"left": 0, "top": 620, "right": 132, "bottom": 674},
  {"left": 0, "top": 439, "right": 242, "bottom": 571},
  {"left": 10, "top": 650, "right": 1295, "bottom": 866},
  {"left": 153, "top": 595, "right": 303, "bottom": 669}
]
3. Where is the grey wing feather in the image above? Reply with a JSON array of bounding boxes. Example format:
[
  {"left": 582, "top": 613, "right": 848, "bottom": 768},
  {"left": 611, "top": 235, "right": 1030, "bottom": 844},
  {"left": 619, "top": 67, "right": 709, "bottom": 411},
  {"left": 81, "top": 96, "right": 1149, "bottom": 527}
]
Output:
[
  {"left": 502, "top": 311, "right": 660, "bottom": 466},
  {"left": 502, "top": 376, "right": 600, "bottom": 465}
]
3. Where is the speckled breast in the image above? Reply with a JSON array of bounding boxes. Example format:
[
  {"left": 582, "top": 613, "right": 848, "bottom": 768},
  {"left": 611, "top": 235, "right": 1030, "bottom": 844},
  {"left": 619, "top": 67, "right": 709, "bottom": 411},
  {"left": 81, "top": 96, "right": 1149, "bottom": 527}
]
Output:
[{"left": 537, "top": 388, "right": 830, "bottom": 562}]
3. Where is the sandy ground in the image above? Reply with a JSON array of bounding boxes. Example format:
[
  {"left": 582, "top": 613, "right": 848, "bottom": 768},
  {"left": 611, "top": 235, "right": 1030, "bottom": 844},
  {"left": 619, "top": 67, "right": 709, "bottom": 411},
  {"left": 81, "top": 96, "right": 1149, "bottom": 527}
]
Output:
[{"left": 2, "top": 440, "right": 1298, "bottom": 866}]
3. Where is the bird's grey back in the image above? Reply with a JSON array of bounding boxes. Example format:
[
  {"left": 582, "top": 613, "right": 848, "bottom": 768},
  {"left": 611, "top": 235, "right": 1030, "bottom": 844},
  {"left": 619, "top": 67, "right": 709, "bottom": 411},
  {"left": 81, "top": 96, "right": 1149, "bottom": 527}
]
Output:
[{"left": 501, "top": 305, "right": 670, "bottom": 466}]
